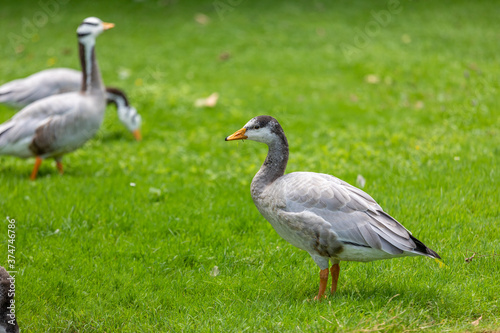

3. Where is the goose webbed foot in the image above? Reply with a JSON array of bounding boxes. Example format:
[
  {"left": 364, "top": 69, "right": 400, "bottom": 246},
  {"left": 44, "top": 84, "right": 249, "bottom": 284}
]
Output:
[{"left": 55, "top": 159, "right": 63, "bottom": 174}]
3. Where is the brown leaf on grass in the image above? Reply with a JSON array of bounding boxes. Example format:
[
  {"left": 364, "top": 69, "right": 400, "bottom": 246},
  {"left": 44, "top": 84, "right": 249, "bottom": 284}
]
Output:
[
  {"left": 465, "top": 252, "right": 476, "bottom": 263},
  {"left": 465, "top": 251, "right": 499, "bottom": 263},
  {"left": 471, "top": 315, "right": 482, "bottom": 326},
  {"left": 61, "top": 47, "right": 72, "bottom": 56},
  {"left": 401, "top": 34, "right": 411, "bottom": 44},
  {"left": 415, "top": 100, "right": 425, "bottom": 109},
  {"left": 195, "top": 13, "right": 210, "bottom": 25},
  {"left": 365, "top": 74, "right": 380, "bottom": 84},
  {"left": 219, "top": 52, "right": 231, "bottom": 61},
  {"left": 468, "top": 63, "right": 479, "bottom": 72},
  {"left": 194, "top": 93, "right": 219, "bottom": 108}
]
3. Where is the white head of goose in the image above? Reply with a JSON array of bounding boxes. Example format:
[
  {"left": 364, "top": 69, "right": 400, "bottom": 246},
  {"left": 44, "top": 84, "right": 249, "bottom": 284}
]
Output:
[
  {"left": 226, "top": 115, "right": 441, "bottom": 300},
  {"left": 0, "top": 69, "right": 142, "bottom": 141},
  {"left": 0, "top": 17, "right": 113, "bottom": 180},
  {"left": 105, "top": 87, "right": 142, "bottom": 140}
]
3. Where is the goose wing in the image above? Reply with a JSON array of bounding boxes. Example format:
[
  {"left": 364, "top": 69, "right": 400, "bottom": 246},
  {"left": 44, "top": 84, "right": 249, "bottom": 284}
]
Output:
[
  {"left": 0, "top": 68, "right": 81, "bottom": 108},
  {"left": 271, "top": 172, "right": 417, "bottom": 255},
  {"left": 0, "top": 93, "right": 98, "bottom": 156}
]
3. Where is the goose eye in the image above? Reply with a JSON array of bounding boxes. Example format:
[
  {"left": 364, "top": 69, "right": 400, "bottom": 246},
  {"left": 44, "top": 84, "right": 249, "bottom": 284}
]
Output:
[{"left": 254, "top": 125, "right": 260, "bottom": 130}]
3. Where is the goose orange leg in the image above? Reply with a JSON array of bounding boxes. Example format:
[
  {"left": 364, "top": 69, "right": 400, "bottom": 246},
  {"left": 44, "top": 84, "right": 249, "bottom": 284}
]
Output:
[
  {"left": 55, "top": 160, "right": 64, "bottom": 174},
  {"left": 330, "top": 263, "right": 340, "bottom": 294},
  {"left": 30, "top": 157, "right": 43, "bottom": 180},
  {"left": 314, "top": 268, "right": 329, "bottom": 300}
]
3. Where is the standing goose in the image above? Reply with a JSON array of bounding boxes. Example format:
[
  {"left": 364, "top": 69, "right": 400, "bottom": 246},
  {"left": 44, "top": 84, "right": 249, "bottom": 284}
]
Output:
[
  {"left": 0, "top": 17, "right": 114, "bottom": 180},
  {"left": 0, "top": 68, "right": 142, "bottom": 140},
  {"left": 225, "top": 115, "right": 441, "bottom": 300}
]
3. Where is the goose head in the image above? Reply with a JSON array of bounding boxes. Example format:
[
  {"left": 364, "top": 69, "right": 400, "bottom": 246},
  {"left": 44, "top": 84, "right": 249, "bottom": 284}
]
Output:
[
  {"left": 118, "top": 105, "right": 142, "bottom": 140},
  {"left": 76, "top": 17, "right": 114, "bottom": 43},
  {"left": 225, "top": 115, "right": 285, "bottom": 145},
  {"left": 105, "top": 87, "right": 142, "bottom": 140}
]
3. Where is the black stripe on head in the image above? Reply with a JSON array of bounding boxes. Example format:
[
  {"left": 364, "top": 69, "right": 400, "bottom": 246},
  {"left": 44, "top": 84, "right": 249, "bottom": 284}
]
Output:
[
  {"left": 77, "top": 32, "right": 91, "bottom": 38},
  {"left": 80, "top": 21, "right": 99, "bottom": 27}
]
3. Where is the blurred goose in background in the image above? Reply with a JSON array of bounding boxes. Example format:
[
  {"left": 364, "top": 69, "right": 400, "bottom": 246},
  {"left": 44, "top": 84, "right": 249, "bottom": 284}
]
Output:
[
  {"left": 0, "top": 266, "right": 19, "bottom": 333},
  {"left": 0, "top": 68, "right": 142, "bottom": 140},
  {"left": 0, "top": 17, "right": 114, "bottom": 180},
  {"left": 105, "top": 86, "right": 142, "bottom": 140},
  {"left": 226, "top": 115, "right": 441, "bottom": 300}
]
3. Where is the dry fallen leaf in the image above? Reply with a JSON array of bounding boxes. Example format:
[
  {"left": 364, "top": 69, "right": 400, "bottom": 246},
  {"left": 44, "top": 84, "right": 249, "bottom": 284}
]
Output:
[
  {"left": 219, "top": 52, "right": 231, "bottom": 61},
  {"left": 365, "top": 74, "right": 380, "bottom": 84},
  {"left": 465, "top": 252, "right": 476, "bottom": 263},
  {"left": 195, "top": 13, "right": 210, "bottom": 25},
  {"left": 471, "top": 315, "right": 482, "bottom": 326},
  {"left": 195, "top": 92, "right": 219, "bottom": 108},
  {"left": 316, "top": 28, "right": 326, "bottom": 37}
]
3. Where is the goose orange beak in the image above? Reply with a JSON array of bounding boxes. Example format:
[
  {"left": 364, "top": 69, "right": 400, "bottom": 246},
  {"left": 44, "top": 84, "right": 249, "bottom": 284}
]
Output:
[
  {"left": 225, "top": 128, "right": 247, "bottom": 141},
  {"left": 102, "top": 22, "right": 115, "bottom": 30},
  {"left": 132, "top": 129, "right": 142, "bottom": 141}
]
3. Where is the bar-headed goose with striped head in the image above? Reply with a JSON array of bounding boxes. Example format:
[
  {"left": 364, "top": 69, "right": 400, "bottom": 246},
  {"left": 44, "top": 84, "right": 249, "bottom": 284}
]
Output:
[
  {"left": 0, "top": 17, "right": 114, "bottom": 179},
  {"left": 226, "top": 115, "right": 441, "bottom": 300},
  {"left": 0, "top": 68, "right": 142, "bottom": 140}
]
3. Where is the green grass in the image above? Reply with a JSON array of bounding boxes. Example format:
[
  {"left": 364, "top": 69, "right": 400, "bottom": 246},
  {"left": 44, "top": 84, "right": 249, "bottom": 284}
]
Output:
[{"left": 1, "top": 0, "right": 499, "bottom": 331}]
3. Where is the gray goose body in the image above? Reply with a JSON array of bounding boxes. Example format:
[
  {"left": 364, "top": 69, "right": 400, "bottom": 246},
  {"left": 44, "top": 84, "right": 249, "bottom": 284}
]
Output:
[
  {"left": 0, "top": 68, "right": 81, "bottom": 109},
  {"left": 0, "top": 17, "right": 114, "bottom": 179},
  {"left": 0, "top": 68, "right": 142, "bottom": 140},
  {"left": 226, "top": 115, "right": 441, "bottom": 299}
]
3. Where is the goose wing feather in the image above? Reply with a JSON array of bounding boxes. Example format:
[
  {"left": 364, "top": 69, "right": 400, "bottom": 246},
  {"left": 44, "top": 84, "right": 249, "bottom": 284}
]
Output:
[
  {"left": 0, "top": 93, "right": 101, "bottom": 156},
  {"left": 269, "top": 172, "right": 416, "bottom": 255},
  {"left": 0, "top": 68, "right": 81, "bottom": 108}
]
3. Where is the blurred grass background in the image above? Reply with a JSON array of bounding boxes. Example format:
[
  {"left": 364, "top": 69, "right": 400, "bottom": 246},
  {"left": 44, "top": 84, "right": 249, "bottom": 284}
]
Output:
[{"left": 0, "top": 0, "right": 499, "bottom": 331}]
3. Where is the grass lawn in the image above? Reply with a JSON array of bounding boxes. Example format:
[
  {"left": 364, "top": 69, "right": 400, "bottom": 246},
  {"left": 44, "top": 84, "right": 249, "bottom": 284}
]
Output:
[{"left": 0, "top": 0, "right": 499, "bottom": 331}]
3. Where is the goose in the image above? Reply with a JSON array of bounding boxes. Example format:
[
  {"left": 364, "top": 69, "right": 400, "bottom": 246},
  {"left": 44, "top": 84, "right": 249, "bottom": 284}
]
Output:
[
  {"left": 105, "top": 86, "right": 142, "bottom": 140},
  {"left": 0, "top": 17, "right": 114, "bottom": 180},
  {"left": 0, "top": 267, "right": 18, "bottom": 333},
  {"left": 0, "top": 68, "right": 142, "bottom": 140},
  {"left": 225, "top": 115, "right": 441, "bottom": 300}
]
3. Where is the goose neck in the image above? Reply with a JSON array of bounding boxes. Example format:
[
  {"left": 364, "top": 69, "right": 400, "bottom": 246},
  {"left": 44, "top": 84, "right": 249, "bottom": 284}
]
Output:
[
  {"left": 79, "top": 41, "right": 104, "bottom": 94},
  {"left": 251, "top": 136, "right": 289, "bottom": 195}
]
